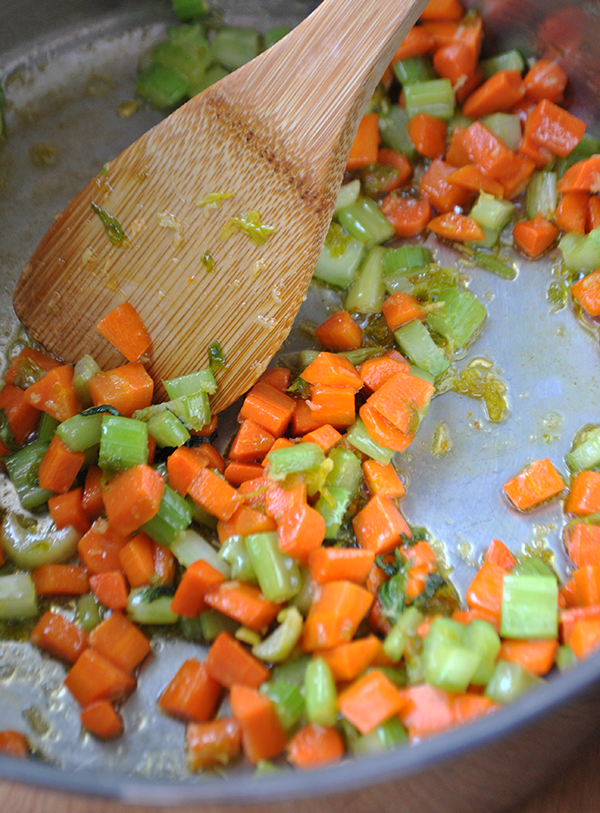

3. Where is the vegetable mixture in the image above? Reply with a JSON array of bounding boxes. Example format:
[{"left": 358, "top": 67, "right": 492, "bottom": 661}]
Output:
[{"left": 2, "top": 0, "right": 600, "bottom": 776}]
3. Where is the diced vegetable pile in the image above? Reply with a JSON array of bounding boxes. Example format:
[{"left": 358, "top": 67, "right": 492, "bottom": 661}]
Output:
[{"left": 3, "top": 0, "right": 600, "bottom": 778}]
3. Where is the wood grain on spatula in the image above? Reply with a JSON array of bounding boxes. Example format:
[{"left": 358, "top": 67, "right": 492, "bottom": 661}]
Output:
[{"left": 14, "top": 0, "right": 427, "bottom": 412}]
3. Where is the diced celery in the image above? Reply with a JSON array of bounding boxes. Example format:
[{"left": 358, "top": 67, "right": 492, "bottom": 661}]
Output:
[
  {"left": 470, "top": 192, "right": 515, "bottom": 231},
  {"left": 37, "top": 413, "right": 59, "bottom": 444},
  {"left": 314, "top": 235, "right": 365, "bottom": 288},
  {"left": 393, "top": 56, "right": 435, "bottom": 86},
  {"left": 1, "top": 512, "right": 80, "bottom": 569},
  {"left": 383, "top": 606, "right": 423, "bottom": 662},
  {"left": 172, "top": 0, "right": 209, "bottom": 21},
  {"left": 245, "top": 532, "right": 301, "bottom": 603},
  {"left": 378, "top": 105, "right": 416, "bottom": 158},
  {"left": 267, "top": 443, "right": 324, "bottom": 480},
  {"left": 171, "top": 528, "right": 229, "bottom": 576},
  {"left": 5, "top": 440, "right": 54, "bottom": 510},
  {"left": 409, "top": 365, "right": 435, "bottom": 386},
  {"left": 99, "top": 415, "right": 148, "bottom": 471},
  {"left": 348, "top": 717, "right": 408, "bottom": 754},
  {"left": 210, "top": 27, "right": 260, "bottom": 70},
  {"left": 342, "top": 346, "right": 387, "bottom": 366},
  {"left": 141, "top": 484, "right": 192, "bottom": 546},
  {"left": 566, "top": 426, "right": 600, "bottom": 472},
  {"left": 511, "top": 556, "right": 557, "bottom": 580},
  {"left": 147, "top": 410, "right": 190, "bottom": 448},
  {"left": 326, "top": 448, "right": 362, "bottom": 495},
  {"left": 136, "top": 64, "right": 190, "bottom": 109},
  {"left": 334, "top": 180, "right": 361, "bottom": 214},
  {"left": 422, "top": 618, "right": 481, "bottom": 693},
  {"left": 383, "top": 246, "right": 433, "bottom": 276},
  {"left": 404, "top": 79, "right": 454, "bottom": 120},
  {"left": 346, "top": 419, "right": 394, "bottom": 465},
  {"left": 526, "top": 171, "right": 558, "bottom": 220},
  {"left": 167, "top": 22, "right": 208, "bottom": 50},
  {"left": 0, "top": 573, "right": 38, "bottom": 620},
  {"left": 556, "top": 644, "right": 577, "bottom": 671},
  {"left": 484, "top": 660, "right": 541, "bottom": 704},
  {"left": 481, "top": 113, "right": 522, "bottom": 153},
  {"left": 315, "top": 486, "right": 352, "bottom": 539},
  {"left": 425, "top": 288, "right": 487, "bottom": 348},
  {"left": 189, "top": 65, "right": 229, "bottom": 97},
  {"left": 76, "top": 593, "right": 101, "bottom": 632},
  {"left": 197, "top": 608, "right": 239, "bottom": 642},
  {"left": 264, "top": 24, "right": 291, "bottom": 50},
  {"left": 260, "top": 680, "right": 304, "bottom": 731},
  {"left": 501, "top": 574, "right": 558, "bottom": 639},
  {"left": 394, "top": 320, "right": 449, "bottom": 378},
  {"left": 304, "top": 657, "right": 337, "bottom": 726},
  {"left": 151, "top": 40, "right": 210, "bottom": 87},
  {"left": 72, "top": 355, "right": 101, "bottom": 408},
  {"left": 218, "top": 535, "right": 255, "bottom": 582},
  {"left": 252, "top": 606, "right": 303, "bottom": 662},
  {"left": 463, "top": 619, "right": 501, "bottom": 686},
  {"left": 271, "top": 654, "right": 311, "bottom": 688},
  {"left": 288, "top": 567, "right": 313, "bottom": 616},
  {"left": 480, "top": 50, "right": 525, "bottom": 78},
  {"left": 559, "top": 230, "right": 600, "bottom": 272},
  {"left": 384, "top": 273, "right": 414, "bottom": 295},
  {"left": 345, "top": 246, "right": 386, "bottom": 314},
  {"left": 471, "top": 225, "right": 502, "bottom": 249},
  {"left": 56, "top": 413, "right": 103, "bottom": 452},
  {"left": 164, "top": 369, "right": 217, "bottom": 398},
  {"left": 337, "top": 200, "right": 394, "bottom": 249},
  {"left": 127, "top": 587, "right": 178, "bottom": 624}
]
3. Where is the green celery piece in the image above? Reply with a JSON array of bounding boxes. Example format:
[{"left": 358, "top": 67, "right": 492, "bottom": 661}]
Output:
[
  {"left": 164, "top": 368, "right": 217, "bottom": 398},
  {"left": 383, "top": 606, "right": 423, "bottom": 662},
  {"left": 127, "top": 587, "right": 178, "bottom": 624},
  {"left": 141, "top": 484, "right": 192, "bottom": 546},
  {"left": 136, "top": 64, "right": 190, "bottom": 109},
  {"left": 147, "top": 410, "right": 190, "bottom": 448},
  {"left": 470, "top": 225, "right": 502, "bottom": 249},
  {"left": 334, "top": 180, "right": 361, "bottom": 214},
  {"left": 5, "top": 440, "right": 54, "bottom": 510},
  {"left": 37, "top": 413, "right": 59, "bottom": 444},
  {"left": 267, "top": 442, "right": 325, "bottom": 480},
  {"left": 325, "top": 448, "right": 362, "bottom": 495},
  {"left": 481, "top": 113, "right": 522, "bottom": 153},
  {"left": 393, "top": 56, "right": 435, "bottom": 86},
  {"left": 384, "top": 273, "right": 414, "bottom": 295},
  {"left": 484, "top": 660, "right": 541, "bottom": 704},
  {"left": 342, "top": 346, "right": 387, "bottom": 366},
  {"left": 76, "top": 593, "right": 101, "bottom": 632},
  {"left": 526, "top": 171, "right": 558, "bottom": 220},
  {"left": 99, "top": 415, "right": 149, "bottom": 472},
  {"left": 252, "top": 606, "right": 303, "bottom": 662},
  {"left": 383, "top": 246, "right": 433, "bottom": 276},
  {"left": 470, "top": 192, "right": 515, "bottom": 231},
  {"left": 189, "top": 65, "right": 229, "bottom": 97},
  {"left": 559, "top": 230, "right": 600, "bottom": 272},
  {"left": 349, "top": 717, "right": 408, "bottom": 754},
  {"left": 425, "top": 287, "right": 487, "bottom": 348},
  {"left": 260, "top": 680, "right": 304, "bottom": 731},
  {"left": 566, "top": 426, "right": 600, "bottom": 472},
  {"left": 409, "top": 365, "right": 435, "bottom": 385},
  {"left": 218, "top": 535, "right": 257, "bottom": 583},
  {"left": 304, "top": 657, "right": 337, "bottom": 726},
  {"left": 501, "top": 574, "right": 558, "bottom": 639},
  {"left": 463, "top": 619, "right": 501, "bottom": 686},
  {"left": 314, "top": 234, "right": 365, "bottom": 288},
  {"left": 422, "top": 618, "right": 481, "bottom": 693},
  {"left": 556, "top": 644, "right": 577, "bottom": 671},
  {"left": 170, "top": 391, "right": 211, "bottom": 432},
  {"left": 72, "top": 355, "right": 101, "bottom": 408},
  {"left": 264, "top": 25, "right": 291, "bottom": 50},
  {"left": 346, "top": 419, "right": 394, "bottom": 465},
  {"left": 404, "top": 78, "right": 454, "bottom": 120},
  {"left": 378, "top": 105, "right": 416, "bottom": 158},
  {"left": 480, "top": 50, "right": 525, "bottom": 78},
  {"left": 0, "top": 574, "right": 38, "bottom": 620},
  {"left": 171, "top": 0, "right": 209, "bottom": 21},
  {"left": 315, "top": 486, "right": 352, "bottom": 539},
  {"left": 512, "top": 556, "right": 557, "bottom": 580},
  {"left": 56, "top": 413, "right": 103, "bottom": 452},
  {"left": 556, "top": 133, "right": 600, "bottom": 176},
  {"left": 337, "top": 199, "right": 394, "bottom": 249},
  {"left": 211, "top": 28, "right": 260, "bottom": 70},
  {"left": 245, "top": 532, "right": 301, "bottom": 603},
  {"left": 394, "top": 320, "right": 449, "bottom": 378},
  {"left": 198, "top": 608, "right": 239, "bottom": 642},
  {"left": 167, "top": 22, "right": 208, "bottom": 50},
  {"left": 151, "top": 40, "right": 210, "bottom": 87},
  {"left": 271, "top": 654, "right": 311, "bottom": 688},
  {"left": 345, "top": 246, "right": 386, "bottom": 314}
]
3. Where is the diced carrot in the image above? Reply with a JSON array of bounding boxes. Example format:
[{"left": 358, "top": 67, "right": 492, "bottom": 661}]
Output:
[
  {"left": 463, "top": 70, "right": 525, "bottom": 118},
  {"left": 567, "top": 524, "right": 600, "bottom": 569},
  {"left": 451, "top": 693, "right": 498, "bottom": 724},
  {"left": 170, "top": 559, "right": 226, "bottom": 617},
  {"left": 152, "top": 540, "right": 176, "bottom": 585},
  {"left": 524, "top": 59, "right": 568, "bottom": 104},
  {"left": 166, "top": 446, "right": 209, "bottom": 497},
  {"left": 358, "top": 357, "right": 410, "bottom": 394},
  {"left": 0, "top": 730, "right": 29, "bottom": 758},
  {"left": 303, "top": 580, "right": 373, "bottom": 652},
  {"left": 527, "top": 99, "right": 586, "bottom": 157},
  {"left": 398, "top": 684, "right": 495, "bottom": 740},
  {"left": 420, "top": 158, "right": 475, "bottom": 213},
  {"left": 447, "top": 164, "right": 505, "bottom": 198},
  {"left": 0, "top": 384, "right": 41, "bottom": 445},
  {"left": 406, "top": 113, "right": 448, "bottom": 160},
  {"left": 103, "top": 464, "right": 164, "bottom": 535},
  {"left": 574, "top": 565, "right": 600, "bottom": 607},
  {"left": 461, "top": 121, "right": 521, "bottom": 181},
  {"left": 588, "top": 196, "right": 600, "bottom": 231},
  {"left": 428, "top": 212, "right": 485, "bottom": 242},
  {"left": 381, "top": 292, "right": 425, "bottom": 333},
  {"left": 455, "top": 67, "right": 484, "bottom": 105},
  {"left": 518, "top": 123, "right": 554, "bottom": 170},
  {"left": 186, "top": 718, "right": 241, "bottom": 771},
  {"left": 466, "top": 560, "right": 506, "bottom": 626},
  {"left": 366, "top": 379, "right": 418, "bottom": 437},
  {"left": 500, "top": 154, "right": 536, "bottom": 200},
  {"left": 452, "top": 608, "right": 500, "bottom": 632},
  {"left": 510, "top": 96, "right": 538, "bottom": 124},
  {"left": 308, "top": 547, "right": 375, "bottom": 585},
  {"left": 445, "top": 124, "right": 470, "bottom": 167},
  {"left": 353, "top": 494, "right": 411, "bottom": 555},
  {"left": 381, "top": 194, "right": 431, "bottom": 238},
  {"left": 558, "top": 156, "right": 600, "bottom": 194},
  {"left": 264, "top": 477, "right": 306, "bottom": 521},
  {"left": 377, "top": 149, "right": 413, "bottom": 189},
  {"left": 362, "top": 459, "right": 405, "bottom": 500},
  {"left": 96, "top": 302, "right": 152, "bottom": 363},
  {"left": 118, "top": 532, "right": 155, "bottom": 588},
  {"left": 204, "top": 580, "right": 282, "bottom": 632},
  {"left": 318, "top": 635, "right": 381, "bottom": 682},
  {"left": 204, "top": 631, "right": 270, "bottom": 689},
  {"left": 419, "top": 20, "right": 459, "bottom": 49},
  {"left": 80, "top": 700, "right": 123, "bottom": 740},
  {"left": 258, "top": 367, "right": 291, "bottom": 392},
  {"left": 32, "top": 564, "right": 89, "bottom": 596},
  {"left": 307, "top": 385, "right": 356, "bottom": 428},
  {"left": 228, "top": 419, "right": 275, "bottom": 462},
  {"left": 554, "top": 191, "right": 590, "bottom": 234},
  {"left": 23, "top": 365, "right": 81, "bottom": 422},
  {"left": 89, "top": 610, "right": 152, "bottom": 673},
  {"left": 503, "top": 458, "right": 565, "bottom": 511},
  {"left": 89, "top": 571, "right": 129, "bottom": 611},
  {"left": 499, "top": 639, "right": 558, "bottom": 676},
  {"left": 78, "top": 519, "right": 129, "bottom": 573},
  {"left": 262, "top": 437, "right": 294, "bottom": 461},
  {"left": 560, "top": 578, "right": 579, "bottom": 610},
  {"left": 337, "top": 669, "right": 405, "bottom": 735},
  {"left": 158, "top": 659, "right": 221, "bottom": 722},
  {"left": 48, "top": 488, "right": 91, "bottom": 535},
  {"left": 88, "top": 363, "right": 153, "bottom": 417},
  {"left": 359, "top": 402, "right": 414, "bottom": 453},
  {"left": 229, "top": 684, "right": 287, "bottom": 764},
  {"left": 64, "top": 648, "right": 136, "bottom": 707},
  {"left": 315, "top": 311, "right": 363, "bottom": 352},
  {"left": 560, "top": 605, "right": 600, "bottom": 644},
  {"left": 565, "top": 470, "right": 600, "bottom": 516},
  {"left": 420, "top": 0, "right": 463, "bottom": 20},
  {"left": 191, "top": 413, "right": 218, "bottom": 438},
  {"left": 287, "top": 724, "right": 344, "bottom": 770},
  {"left": 433, "top": 40, "right": 478, "bottom": 87},
  {"left": 37, "top": 435, "right": 84, "bottom": 494},
  {"left": 277, "top": 502, "right": 326, "bottom": 566},
  {"left": 5, "top": 347, "right": 59, "bottom": 388},
  {"left": 485, "top": 539, "right": 516, "bottom": 571},
  {"left": 82, "top": 465, "right": 104, "bottom": 521},
  {"left": 217, "top": 505, "right": 276, "bottom": 544},
  {"left": 301, "top": 424, "right": 342, "bottom": 452},
  {"left": 188, "top": 467, "right": 241, "bottom": 521},
  {"left": 346, "top": 113, "right": 380, "bottom": 171},
  {"left": 513, "top": 213, "right": 559, "bottom": 258},
  {"left": 392, "top": 25, "right": 434, "bottom": 62},
  {"left": 223, "top": 461, "right": 265, "bottom": 487},
  {"left": 30, "top": 611, "right": 88, "bottom": 663},
  {"left": 301, "top": 352, "right": 363, "bottom": 391},
  {"left": 239, "top": 381, "right": 295, "bottom": 438},
  {"left": 570, "top": 616, "right": 600, "bottom": 658}
]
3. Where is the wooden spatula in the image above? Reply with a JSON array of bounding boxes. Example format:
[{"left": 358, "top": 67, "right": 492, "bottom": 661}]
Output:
[{"left": 14, "top": 0, "right": 427, "bottom": 412}]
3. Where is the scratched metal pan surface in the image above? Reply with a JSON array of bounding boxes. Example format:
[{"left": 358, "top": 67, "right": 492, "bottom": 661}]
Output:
[{"left": 1, "top": 0, "right": 600, "bottom": 811}]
